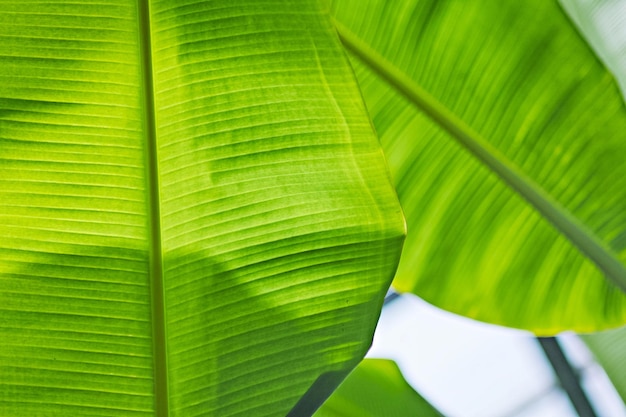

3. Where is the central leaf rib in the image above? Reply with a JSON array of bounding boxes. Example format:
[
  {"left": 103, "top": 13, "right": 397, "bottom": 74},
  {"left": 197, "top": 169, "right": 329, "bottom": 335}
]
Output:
[{"left": 138, "top": 0, "right": 169, "bottom": 414}]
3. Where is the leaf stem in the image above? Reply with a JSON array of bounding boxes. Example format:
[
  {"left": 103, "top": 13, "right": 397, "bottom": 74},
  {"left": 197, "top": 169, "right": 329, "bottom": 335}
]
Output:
[
  {"left": 333, "top": 20, "right": 626, "bottom": 293},
  {"left": 538, "top": 337, "right": 598, "bottom": 417}
]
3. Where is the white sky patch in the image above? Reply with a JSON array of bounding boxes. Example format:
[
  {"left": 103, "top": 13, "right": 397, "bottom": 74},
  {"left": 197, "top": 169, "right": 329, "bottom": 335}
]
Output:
[{"left": 368, "top": 294, "right": 626, "bottom": 417}]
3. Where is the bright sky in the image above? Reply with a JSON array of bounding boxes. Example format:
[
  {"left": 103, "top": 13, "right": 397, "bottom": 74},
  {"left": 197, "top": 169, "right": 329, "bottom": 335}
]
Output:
[{"left": 367, "top": 294, "right": 626, "bottom": 417}]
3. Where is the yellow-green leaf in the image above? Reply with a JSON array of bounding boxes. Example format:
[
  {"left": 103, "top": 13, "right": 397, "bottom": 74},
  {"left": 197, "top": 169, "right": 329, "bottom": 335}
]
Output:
[
  {"left": 0, "top": 1, "right": 405, "bottom": 415},
  {"left": 332, "top": 0, "right": 626, "bottom": 333}
]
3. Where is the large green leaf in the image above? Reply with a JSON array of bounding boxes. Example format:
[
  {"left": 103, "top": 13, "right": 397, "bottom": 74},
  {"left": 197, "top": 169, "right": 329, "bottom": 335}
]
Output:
[
  {"left": 582, "top": 327, "right": 626, "bottom": 402},
  {"left": 332, "top": 0, "right": 626, "bottom": 332},
  {"left": 0, "top": 1, "right": 405, "bottom": 415},
  {"left": 313, "top": 359, "right": 443, "bottom": 417}
]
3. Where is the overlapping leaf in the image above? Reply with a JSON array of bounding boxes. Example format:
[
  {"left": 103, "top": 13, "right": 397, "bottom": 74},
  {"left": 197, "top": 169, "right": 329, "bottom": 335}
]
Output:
[
  {"left": 314, "top": 359, "right": 443, "bottom": 417},
  {"left": 332, "top": 0, "right": 626, "bottom": 332},
  {"left": 583, "top": 327, "right": 626, "bottom": 403},
  {"left": 0, "top": 1, "right": 405, "bottom": 415}
]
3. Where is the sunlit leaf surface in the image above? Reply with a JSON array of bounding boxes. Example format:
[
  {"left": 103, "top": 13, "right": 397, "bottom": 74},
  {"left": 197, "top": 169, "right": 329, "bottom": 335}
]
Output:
[
  {"left": 0, "top": 1, "right": 405, "bottom": 415},
  {"left": 333, "top": 0, "right": 626, "bottom": 332}
]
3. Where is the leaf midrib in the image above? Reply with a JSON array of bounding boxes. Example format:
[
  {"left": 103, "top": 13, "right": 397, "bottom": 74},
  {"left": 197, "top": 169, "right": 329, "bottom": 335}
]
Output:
[
  {"left": 333, "top": 20, "right": 626, "bottom": 293},
  {"left": 138, "top": 0, "right": 168, "bottom": 415}
]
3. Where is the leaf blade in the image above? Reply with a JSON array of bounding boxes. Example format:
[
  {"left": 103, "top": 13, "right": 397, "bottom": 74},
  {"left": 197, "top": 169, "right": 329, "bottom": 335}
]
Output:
[
  {"left": 335, "top": 20, "right": 626, "bottom": 293},
  {"left": 314, "top": 359, "right": 443, "bottom": 417},
  {"left": 0, "top": 1, "right": 405, "bottom": 415},
  {"left": 0, "top": 1, "right": 154, "bottom": 415},
  {"left": 332, "top": 0, "right": 626, "bottom": 332},
  {"left": 582, "top": 327, "right": 626, "bottom": 403}
]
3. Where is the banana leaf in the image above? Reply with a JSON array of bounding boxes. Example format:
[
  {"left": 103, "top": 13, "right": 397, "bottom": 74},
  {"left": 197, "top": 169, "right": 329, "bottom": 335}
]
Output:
[
  {"left": 314, "top": 359, "right": 443, "bottom": 417},
  {"left": 332, "top": 0, "right": 626, "bottom": 333},
  {"left": 0, "top": 1, "right": 405, "bottom": 415}
]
